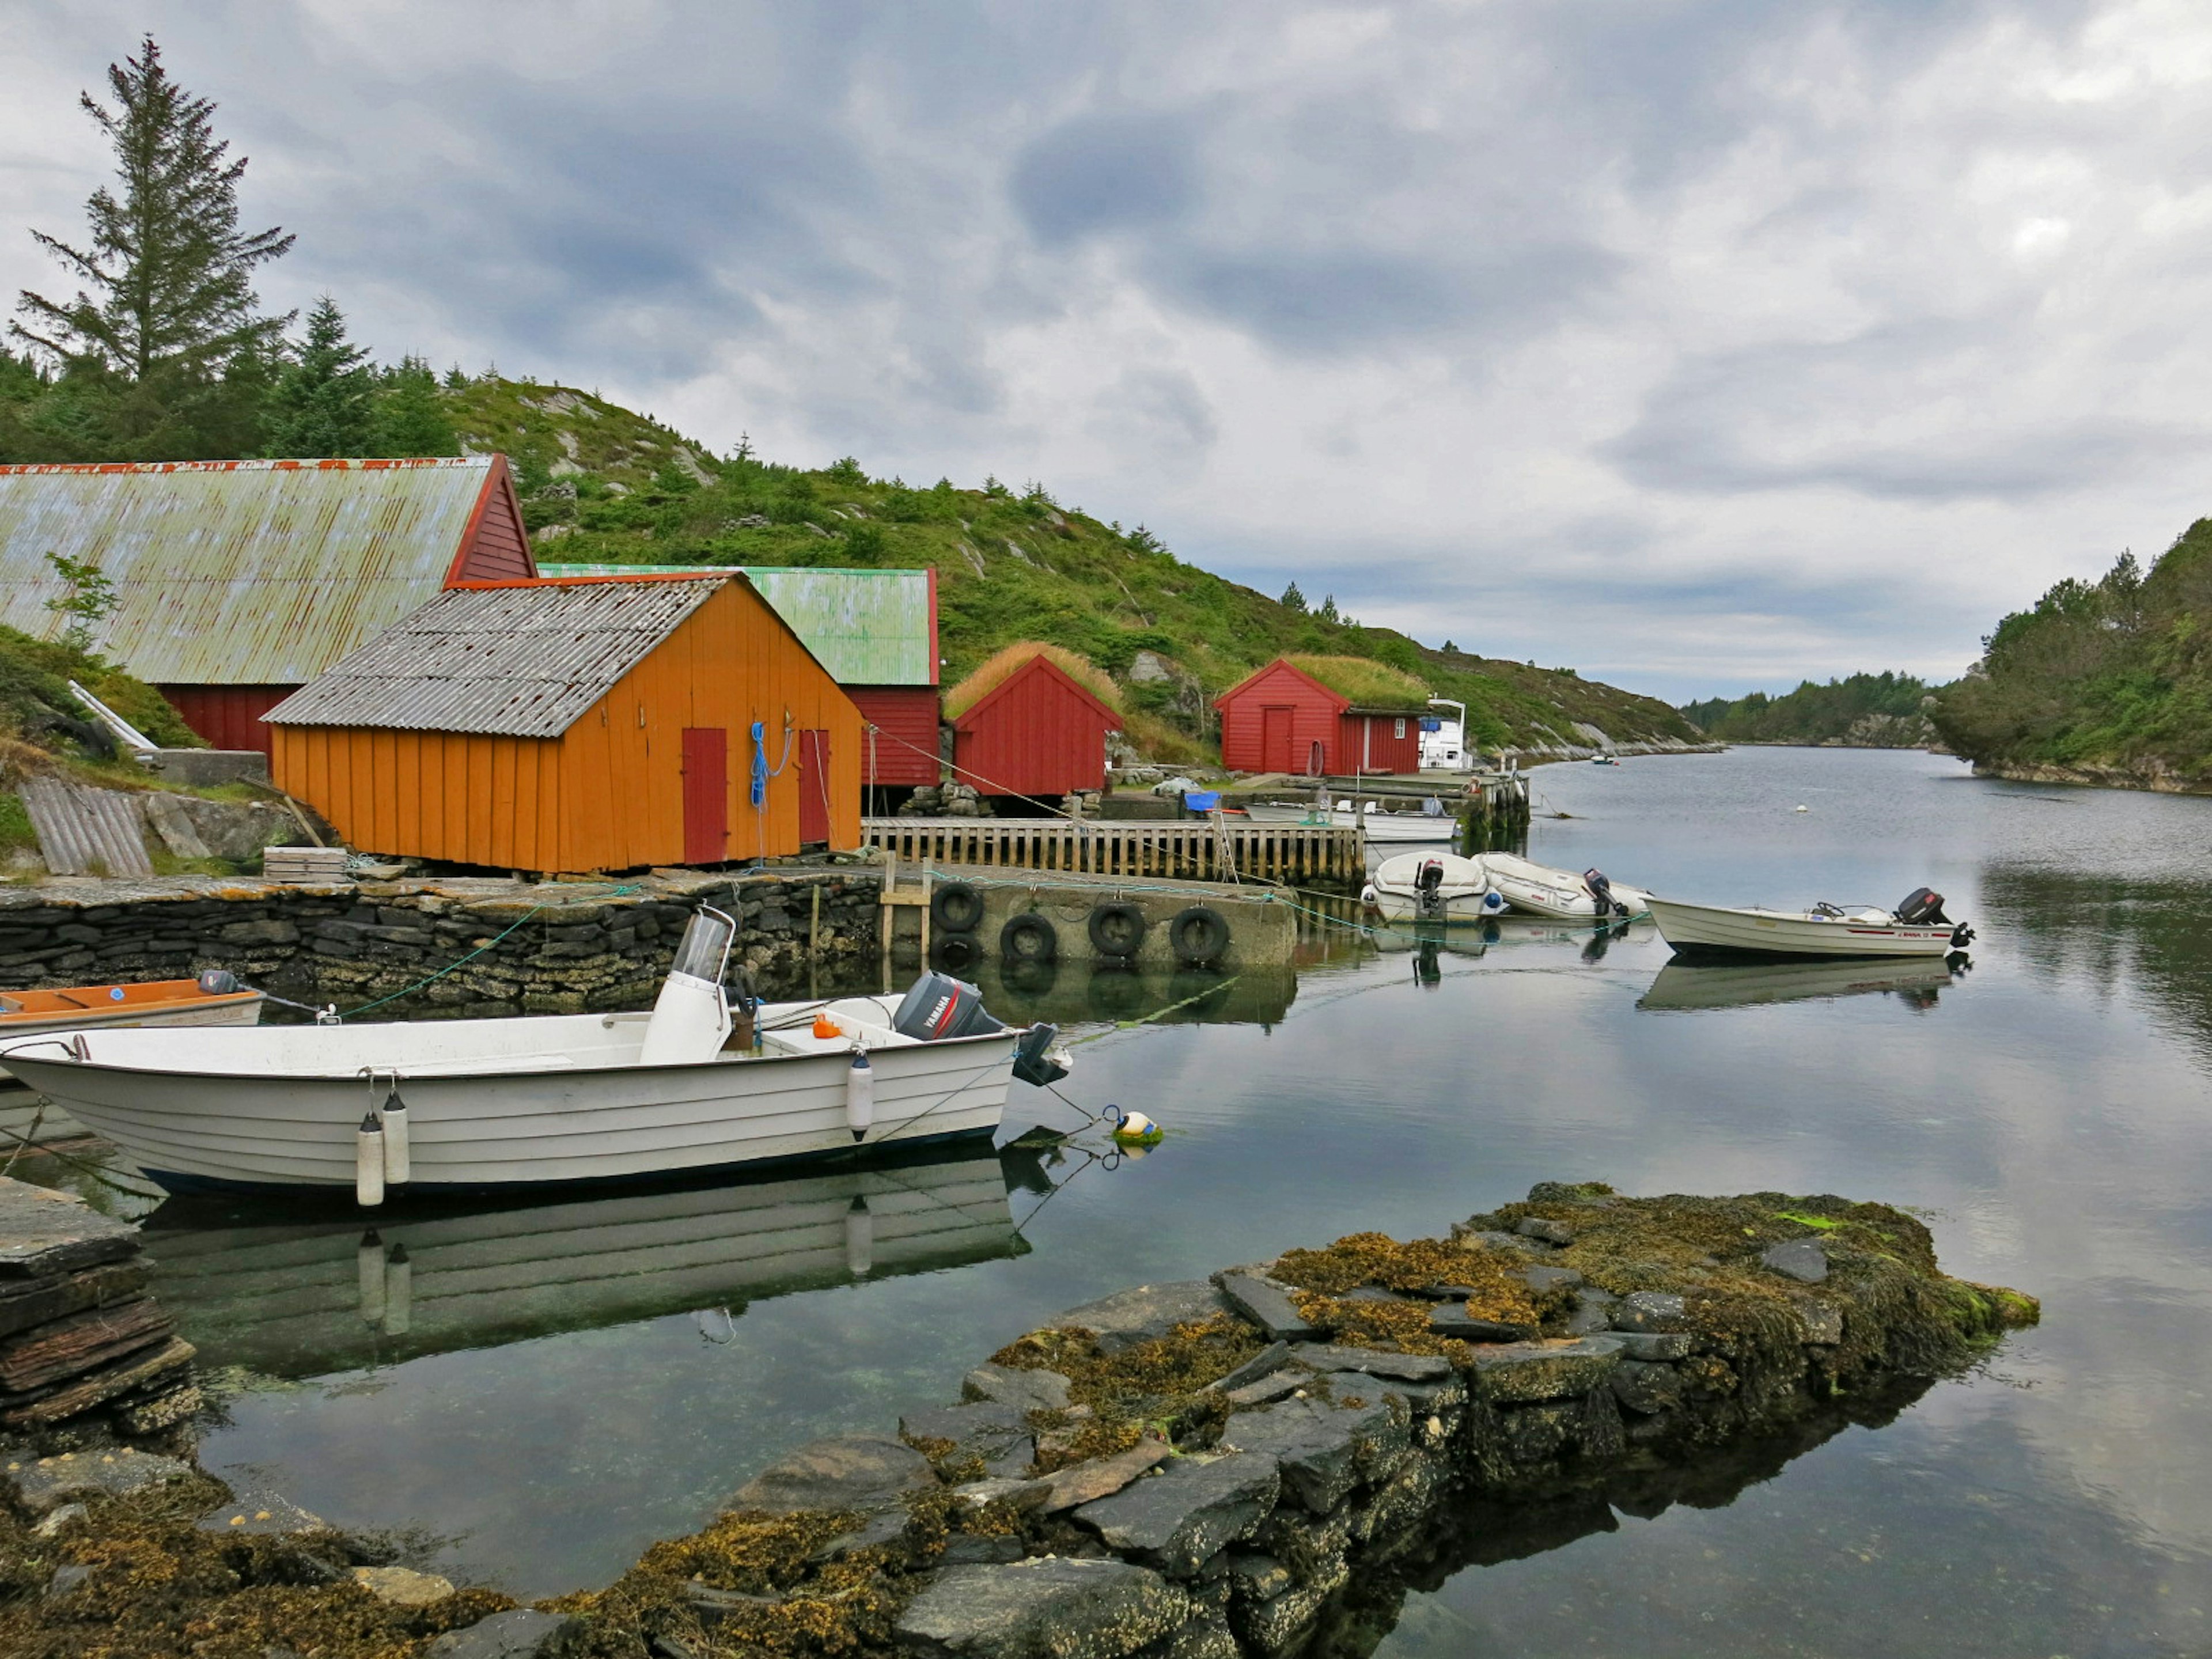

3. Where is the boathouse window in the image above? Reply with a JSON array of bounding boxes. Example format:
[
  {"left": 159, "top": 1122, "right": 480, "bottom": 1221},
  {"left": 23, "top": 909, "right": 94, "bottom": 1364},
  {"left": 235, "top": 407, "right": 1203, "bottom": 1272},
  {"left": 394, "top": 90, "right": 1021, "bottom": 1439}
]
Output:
[{"left": 1394, "top": 718, "right": 1406, "bottom": 738}]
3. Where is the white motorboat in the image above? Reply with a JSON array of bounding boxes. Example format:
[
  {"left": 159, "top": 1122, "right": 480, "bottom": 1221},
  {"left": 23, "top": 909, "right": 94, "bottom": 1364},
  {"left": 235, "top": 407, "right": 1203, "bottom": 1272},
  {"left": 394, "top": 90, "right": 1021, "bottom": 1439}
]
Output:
[
  {"left": 1244, "top": 800, "right": 1456, "bottom": 842},
  {"left": 0, "top": 910, "right": 1066, "bottom": 1202},
  {"left": 1647, "top": 889, "right": 1972, "bottom": 960},
  {"left": 1361, "top": 851, "right": 1506, "bottom": 923},
  {"left": 1483, "top": 853, "right": 1654, "bottom": 921}
]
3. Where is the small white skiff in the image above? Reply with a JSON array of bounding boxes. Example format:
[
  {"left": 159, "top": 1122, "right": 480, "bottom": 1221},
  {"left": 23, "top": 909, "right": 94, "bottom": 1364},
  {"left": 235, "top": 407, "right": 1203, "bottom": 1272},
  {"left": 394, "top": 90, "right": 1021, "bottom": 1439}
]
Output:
[
  {"left": 0, "top": 910, "right": 1066, "bottom": 1202},
  {"left": 1647, "top": 895, "right": 1971, "bottom": 960},
  {"left": 1483, "top": 854, "right": 1654, "bottom": 921},
  {"left": 1244, "top": 800, "right": 1457, "bottom": 842},
  {"left": 1361, "top": 852, "right": 1505, "bottom": 924}
]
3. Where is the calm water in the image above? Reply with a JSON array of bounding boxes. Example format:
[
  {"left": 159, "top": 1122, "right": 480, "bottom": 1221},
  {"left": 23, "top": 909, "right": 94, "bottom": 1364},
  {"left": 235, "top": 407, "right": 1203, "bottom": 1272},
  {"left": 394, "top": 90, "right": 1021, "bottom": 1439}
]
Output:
[{"left": 137, "top": 748, "right": 2212, "bottom": 1655}]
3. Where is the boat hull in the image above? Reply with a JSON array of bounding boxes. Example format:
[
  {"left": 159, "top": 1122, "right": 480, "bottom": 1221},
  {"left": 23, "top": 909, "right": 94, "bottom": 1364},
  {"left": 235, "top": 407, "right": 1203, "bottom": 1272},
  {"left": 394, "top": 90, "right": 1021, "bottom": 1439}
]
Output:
[
  {"left": 1, "top": 1020, "right": 1021, "bottom": 1196},
  {"left": 0, "top": 989, "right": 265, "bottom": 1147},
  {"left": 1647, "top": 897, "right": 1960, "bottom": 959},
  {"left": 1244, "top": 802, "right": 1455, "bottom": 842},
  {"left": 1483, "top": 854, "right": 1654, "bottom": 921},
  {"left": 1363, "top": 851, "right": 1502, "bottom": 924}
]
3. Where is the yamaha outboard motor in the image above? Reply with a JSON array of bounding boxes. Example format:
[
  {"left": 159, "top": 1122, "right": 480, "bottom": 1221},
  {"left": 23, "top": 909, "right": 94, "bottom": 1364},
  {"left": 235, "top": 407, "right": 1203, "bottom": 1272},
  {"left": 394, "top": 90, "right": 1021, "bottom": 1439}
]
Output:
[
  {"left": 1414, "top": 857, "right": 1448, "bottom": 921},
  {"left": 1584, "top": 868, "right": 1628, "bottom": 919},
  {"left": 1895, "top": 887, "right": 1950, "bottom": 926},
  {"left": 1012, "top": 1022, "right": 1068, "bottom": 1086},
  {"left": 892, "top": 971, "right": 1006, "bottom": 1041}
]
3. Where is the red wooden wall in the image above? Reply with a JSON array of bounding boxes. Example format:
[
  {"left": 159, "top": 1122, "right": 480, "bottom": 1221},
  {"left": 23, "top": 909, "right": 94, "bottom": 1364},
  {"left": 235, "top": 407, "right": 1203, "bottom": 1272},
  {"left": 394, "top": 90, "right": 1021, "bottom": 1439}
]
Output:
[
  {"left": 159, "top": 684, "right": 296, "bottom": 756},
  {"left": 952, "top": 657, "right": 1119, "bottom": 800},
  {"left": 850, "top": 685, "right": 942, "bottom": 786},
  {"left": 1336, "top": 712, "right": 1422, "bottom": 775},
  {"left": 1216, "top": 660, "right": 1342, "bottom": 774},
  {"left": 448, "top": 456, "right": 536, "bottom": 582}
]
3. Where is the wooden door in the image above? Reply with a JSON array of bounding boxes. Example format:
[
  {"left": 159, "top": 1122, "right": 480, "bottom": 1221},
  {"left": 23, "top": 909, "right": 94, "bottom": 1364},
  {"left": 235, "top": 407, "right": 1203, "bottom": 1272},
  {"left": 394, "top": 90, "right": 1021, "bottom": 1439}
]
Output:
[
  {"left": 681, "top": 728, "right": 729, "bottom": 865},
  {"left": 797, "top": 729, "right": 831, "bottom": 845},
  {"left": 1261, "top": 706, "right": 1295, "bottom": 773}
]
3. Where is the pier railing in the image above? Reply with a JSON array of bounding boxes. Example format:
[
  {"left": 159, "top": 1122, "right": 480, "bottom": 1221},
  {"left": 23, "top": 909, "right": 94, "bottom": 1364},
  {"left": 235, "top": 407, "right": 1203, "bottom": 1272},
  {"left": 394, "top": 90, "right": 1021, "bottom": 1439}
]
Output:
[{"left": 861, "top": 816, "right": 1361, "bottom": 885}]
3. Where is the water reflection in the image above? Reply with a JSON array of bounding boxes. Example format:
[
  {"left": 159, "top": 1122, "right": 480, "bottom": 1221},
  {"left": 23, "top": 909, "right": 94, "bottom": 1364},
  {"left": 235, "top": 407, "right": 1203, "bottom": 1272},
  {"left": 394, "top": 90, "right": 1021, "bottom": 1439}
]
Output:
[
  {"left": 147, "top": 1144, "right": 1040, "bottom": 1379},
  {"left": 1638, "top": 957, "right": 1957, "bottom": 1013},
  {"left": 951, "top": 955, "right": 1301, "bottom": 1028}
]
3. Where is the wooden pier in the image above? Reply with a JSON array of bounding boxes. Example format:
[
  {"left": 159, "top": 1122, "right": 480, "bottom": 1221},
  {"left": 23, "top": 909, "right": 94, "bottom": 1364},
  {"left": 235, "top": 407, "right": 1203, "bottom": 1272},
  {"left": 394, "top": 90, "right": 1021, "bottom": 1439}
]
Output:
[{"left": 862, "top": 816, "right": 1362, "bottom": 886}]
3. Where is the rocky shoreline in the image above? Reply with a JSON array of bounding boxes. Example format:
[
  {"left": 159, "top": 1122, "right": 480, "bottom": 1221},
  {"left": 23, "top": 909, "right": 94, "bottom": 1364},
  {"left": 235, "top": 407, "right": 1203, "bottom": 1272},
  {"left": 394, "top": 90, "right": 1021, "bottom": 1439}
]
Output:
[
  {"left": 0, "top": 1179, "right": 2037, "bottom": 1658},
  {"left": 1972, "top": 756, "right": 2212, "bottom": 796}
]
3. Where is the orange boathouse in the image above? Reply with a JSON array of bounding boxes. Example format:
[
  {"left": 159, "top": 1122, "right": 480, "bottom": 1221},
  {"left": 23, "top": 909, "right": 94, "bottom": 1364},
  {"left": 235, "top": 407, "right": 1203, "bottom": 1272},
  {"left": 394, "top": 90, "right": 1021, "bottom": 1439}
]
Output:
[{"left": 265, "top": 574, "right": 862, "bottom": 872}]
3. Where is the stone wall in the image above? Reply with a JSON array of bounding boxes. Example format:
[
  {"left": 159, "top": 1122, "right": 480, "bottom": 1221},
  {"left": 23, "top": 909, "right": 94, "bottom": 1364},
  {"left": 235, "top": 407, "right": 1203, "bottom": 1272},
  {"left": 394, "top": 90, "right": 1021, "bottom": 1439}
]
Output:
[{"left": 0, "top": 869, "right": 887, "bottom": 1013}]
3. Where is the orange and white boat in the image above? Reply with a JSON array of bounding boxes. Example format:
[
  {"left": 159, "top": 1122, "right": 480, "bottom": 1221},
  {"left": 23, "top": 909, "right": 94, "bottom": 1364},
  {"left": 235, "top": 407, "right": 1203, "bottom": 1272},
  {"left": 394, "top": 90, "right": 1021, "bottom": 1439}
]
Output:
[{"left": 0, "top": 974, "right": 264, "bottom": 1146}]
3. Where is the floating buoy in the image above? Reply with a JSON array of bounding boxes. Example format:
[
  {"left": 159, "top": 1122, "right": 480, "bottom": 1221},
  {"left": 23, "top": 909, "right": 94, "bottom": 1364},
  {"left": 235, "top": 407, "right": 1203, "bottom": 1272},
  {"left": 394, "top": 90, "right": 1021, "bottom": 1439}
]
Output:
[
  {"left": 357, "top": 1229, "right": 385, "bottom": 1325},
  {"left": 1107, "top": 1105, "right": 1164, "bottom": 1145},
  {"left": 1794, "top": 804, "right": 1809, "bottom": 813},
  {"left": 845, "top": 1050, "right": 874, "bottom": 1141},
  {"left": 383, "top": 1244, "right": 411, "bottom": 1336},
  {"left": 381, "top": 1088, "right": 410, "bottom": 1186},
  {"left": 846, "top": 1194, "right": 874, "bottom": 1277},
  {"left": 355, "top": 1112, "right": 385, "bottom": 1208}
]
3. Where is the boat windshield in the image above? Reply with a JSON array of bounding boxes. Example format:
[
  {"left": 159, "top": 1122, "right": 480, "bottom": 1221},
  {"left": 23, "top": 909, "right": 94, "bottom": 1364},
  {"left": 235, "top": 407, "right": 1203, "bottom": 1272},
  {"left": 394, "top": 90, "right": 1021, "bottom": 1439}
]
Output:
[{"left": 669, "top": 908, "right": 736, "bottom": 982}]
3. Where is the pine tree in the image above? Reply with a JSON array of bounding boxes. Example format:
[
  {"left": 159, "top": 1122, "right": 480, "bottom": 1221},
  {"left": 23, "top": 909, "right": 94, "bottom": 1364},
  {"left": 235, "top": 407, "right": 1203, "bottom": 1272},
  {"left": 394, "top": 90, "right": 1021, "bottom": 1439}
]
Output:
[
  {"left": 368, "top": 354, "right": 458, "bottom": 457},
  {"left": 12, "top": 37, "right": 292, "bottom": 411},
  {"left": 1282, "top": 581, "right": 1306, "bottom": 612},
  {"left": 262, "top": 296, "right": 373, "bottom": 457}
]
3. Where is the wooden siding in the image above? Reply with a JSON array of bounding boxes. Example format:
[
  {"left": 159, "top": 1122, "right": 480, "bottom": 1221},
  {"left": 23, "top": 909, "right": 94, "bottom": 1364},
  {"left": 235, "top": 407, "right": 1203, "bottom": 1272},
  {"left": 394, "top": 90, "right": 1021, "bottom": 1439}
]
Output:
[
  {"left": 271, "top": 579, "right": 863, "bottom": 872},
  {"left": 1338, "top": 713, "right": 1423, "bottom": 775},
  {"left": 951, "top": 657, "right": 1118, "bottom": 799},
  {"left": 1217, "top": 660, "right": 1342, "bottom": 774},
  {"left": 449, "top": 456, "right": 536, "bottom": 583},
  {"left": 160, "top": 684, "right": 296, "bottom": 755},
  {"left": 851, "top": 685, "right": 941, "bottom": 787}
]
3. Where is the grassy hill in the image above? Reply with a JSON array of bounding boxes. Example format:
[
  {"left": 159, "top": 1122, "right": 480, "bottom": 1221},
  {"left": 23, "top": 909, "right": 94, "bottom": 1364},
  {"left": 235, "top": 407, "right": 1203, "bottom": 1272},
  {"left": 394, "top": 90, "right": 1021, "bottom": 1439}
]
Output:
[
  {"left": 446, "top": 377, "right": 1703, "bottom": 763},
  {"left": 1932, "top": 520, "right": 2212, "bottom": 790},
  {"left": 1682, "top": 672, "right": 1940, "bottom": 749}
]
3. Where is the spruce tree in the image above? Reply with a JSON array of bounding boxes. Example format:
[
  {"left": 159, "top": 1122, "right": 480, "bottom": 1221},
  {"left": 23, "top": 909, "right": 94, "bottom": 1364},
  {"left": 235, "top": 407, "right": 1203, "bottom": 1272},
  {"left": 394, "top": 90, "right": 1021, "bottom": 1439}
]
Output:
[
  {"left": 368, "top": 354, "right": 459, "bottom": 457},
  {"left": 12, "top": 36, "right": 293, "bottom": 456},
  {"left": 263, "top": 296, "right": 373, "bottom": 456}
]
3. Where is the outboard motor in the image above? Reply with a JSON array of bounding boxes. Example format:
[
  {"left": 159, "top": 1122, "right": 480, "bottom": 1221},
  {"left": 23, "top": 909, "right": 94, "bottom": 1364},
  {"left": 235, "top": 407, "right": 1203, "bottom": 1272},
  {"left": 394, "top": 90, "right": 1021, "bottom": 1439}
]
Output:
[
  {"left": 1414, "top": 857, "right": 1448, "bottom": 921},
  {"left": 1584, "top": 868, "right": 1628, "bottom": 919},
  {"left": 196, "top": 968, "right": 239, "bottom": 995},
  {"left": 1895, "top": 887, "right": 1950, "bottom": 926},
  {"left": 892, "top": 971, "right": 1006, "bottom": 1041},
  {"left": 1012, "top": 1022, "right": 1069, "bottom": 1086}
]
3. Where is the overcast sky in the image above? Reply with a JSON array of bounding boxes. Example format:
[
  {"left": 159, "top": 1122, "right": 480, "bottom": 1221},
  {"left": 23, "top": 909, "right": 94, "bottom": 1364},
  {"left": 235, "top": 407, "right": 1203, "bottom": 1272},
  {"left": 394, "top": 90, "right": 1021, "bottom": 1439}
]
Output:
[{"left": 5, "top": 1, "right": 2210, "bottom": 702}]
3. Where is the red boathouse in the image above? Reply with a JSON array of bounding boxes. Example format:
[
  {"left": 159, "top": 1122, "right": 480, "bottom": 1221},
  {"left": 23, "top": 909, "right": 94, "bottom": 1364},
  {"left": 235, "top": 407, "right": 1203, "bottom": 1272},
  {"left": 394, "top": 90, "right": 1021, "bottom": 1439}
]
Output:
[
  {"left": 948, "top": 647, "right": 1122, "bottom": 804},
  {"left": 1215, "top": 656, "right": 1430, "bottom": 776}
]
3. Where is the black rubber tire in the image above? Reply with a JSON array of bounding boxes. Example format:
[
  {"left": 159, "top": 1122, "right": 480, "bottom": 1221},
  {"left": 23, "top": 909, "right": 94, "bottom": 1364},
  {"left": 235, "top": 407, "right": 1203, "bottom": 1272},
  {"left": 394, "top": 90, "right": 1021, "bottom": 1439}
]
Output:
[
  {"left": 1086, "top": 900, "right": 1148, "bottom": 960},
  {"left": 999, "top": 912, "right": 1059, "bottom": 965},
  {"left": 1168, "top": 904, "right": 1231, "bottom": 967},
  {"left": 932, "top": 880, "right": 984, "bottom": 935}
]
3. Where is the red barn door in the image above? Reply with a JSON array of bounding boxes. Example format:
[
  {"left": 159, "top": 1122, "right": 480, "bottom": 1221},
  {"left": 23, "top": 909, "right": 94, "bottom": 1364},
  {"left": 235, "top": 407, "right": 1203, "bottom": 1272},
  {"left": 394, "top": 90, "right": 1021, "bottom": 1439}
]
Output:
[
  {"left": 1260, "top": 706, "right": 1295, "bottom": 773},
  {"left": 797, "top": 729, "right": 831, "bottom": 844},
  {"left": 681, "top": 728, "right": 729, "bottom": 865}
]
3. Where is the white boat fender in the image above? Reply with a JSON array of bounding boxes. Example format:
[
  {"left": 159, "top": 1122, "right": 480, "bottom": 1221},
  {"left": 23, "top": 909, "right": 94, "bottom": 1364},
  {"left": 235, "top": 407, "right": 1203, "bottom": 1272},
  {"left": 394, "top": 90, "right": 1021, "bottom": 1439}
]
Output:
[
  {"left": 1360, "top": 883, "right": 1380, "bottom": 910},
  {"left": 1482, "top": 889, "right": 1507, "bottom": 915},
  {"left": 846, "top": 1194, "right": 874, "bottom": 1277},
  {"left": 1107, "top": 1105, "right": 1164, "bottom": 1145},
  {"left": 355, "top": 1112, "right": 385, "bottom": 1208},
  {"left": 1794, "top": 804, "right": 1809, "bottom": 813},
  {"left": 357, "top": 1229, "right": 386, "bottom": 1325},
  {"left": 380, "top": 1087, "right": 410, "bottom": 1185},
  {"left": 383, "top": 1243, "right": 411, "bottom": 1336},
  {"left": 845, "top": 1050, "right": 874, "bottom": 1141}
]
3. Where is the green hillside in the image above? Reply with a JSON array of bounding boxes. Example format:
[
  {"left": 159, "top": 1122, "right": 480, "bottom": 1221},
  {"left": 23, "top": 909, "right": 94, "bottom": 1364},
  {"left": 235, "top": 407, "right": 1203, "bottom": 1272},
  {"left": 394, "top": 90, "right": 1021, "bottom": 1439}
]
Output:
[
  {"left": 1933, "top": 520, "right": 2212, "bottom": 789},
  {"left": 1682, "top": 672, "right": 1940, "bottom": 748},
  {"left": 452, "top": 378, "right": 1702, "bottom": 762}
]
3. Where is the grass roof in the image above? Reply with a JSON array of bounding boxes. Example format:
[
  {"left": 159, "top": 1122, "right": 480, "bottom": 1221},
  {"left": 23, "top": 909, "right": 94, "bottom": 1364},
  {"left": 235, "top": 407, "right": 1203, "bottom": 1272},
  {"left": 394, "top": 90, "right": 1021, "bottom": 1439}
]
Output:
[
  {"left": 1285, "top": 653, "right": 1431, "bottom": 711},
  {"left": 944, "top": 641, "right": 1123, "bottom": 721}
]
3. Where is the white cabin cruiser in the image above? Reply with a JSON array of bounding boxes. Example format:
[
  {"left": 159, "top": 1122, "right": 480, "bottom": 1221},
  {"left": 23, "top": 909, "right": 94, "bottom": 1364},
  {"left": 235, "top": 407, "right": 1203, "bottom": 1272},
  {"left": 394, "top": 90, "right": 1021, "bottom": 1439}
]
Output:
[
  {"left": 0, "top": 910, "right": 1067, "bottom": 1203},
  {"left": 1647, "top": 887, "right": 1973, "bottom": 960},
  {"left": 1361, "top": 852, "right": 1506, "bottom": 923},
  {"left": 1483, "top": 854, "right": 1654, "bottom": 921}
]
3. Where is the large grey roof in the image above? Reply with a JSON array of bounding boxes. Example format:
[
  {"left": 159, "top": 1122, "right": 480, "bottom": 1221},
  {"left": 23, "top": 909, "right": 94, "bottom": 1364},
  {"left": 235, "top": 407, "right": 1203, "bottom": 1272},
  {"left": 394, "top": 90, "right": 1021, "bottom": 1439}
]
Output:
[
  {"left": 264, "top": 578, "right": 725, "bottom": 738},
  {"left": 0, "top": 458, "right": 502, "bottom": 683}
]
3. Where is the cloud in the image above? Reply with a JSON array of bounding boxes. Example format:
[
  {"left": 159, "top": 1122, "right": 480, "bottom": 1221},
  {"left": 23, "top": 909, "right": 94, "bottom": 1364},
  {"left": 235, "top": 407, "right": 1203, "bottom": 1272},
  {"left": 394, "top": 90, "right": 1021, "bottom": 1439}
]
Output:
[{"left": 4, "top": 0, "right": 2212, "bottom": 698}]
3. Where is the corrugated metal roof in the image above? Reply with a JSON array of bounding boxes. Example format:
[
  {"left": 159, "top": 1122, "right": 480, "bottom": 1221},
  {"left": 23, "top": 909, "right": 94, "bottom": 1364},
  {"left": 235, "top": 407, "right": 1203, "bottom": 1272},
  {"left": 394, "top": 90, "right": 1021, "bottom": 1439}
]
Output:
[
  {"left": 0, "top": 459, "right": 497, "bottom": 684},
  {"left": 19, "top": 777, "right": 155, "bottom": 877},
  {"left": 540, "top": 562, "right": 935, "bottom": 685},
  {"left": 264, "top": 578, "right": 724, "bottom": 738}
]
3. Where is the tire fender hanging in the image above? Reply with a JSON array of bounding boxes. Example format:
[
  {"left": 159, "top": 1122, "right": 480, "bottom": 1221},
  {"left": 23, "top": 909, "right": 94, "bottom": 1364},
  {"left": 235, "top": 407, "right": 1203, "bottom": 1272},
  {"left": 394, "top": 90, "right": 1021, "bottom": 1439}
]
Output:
[
  {"left": 1085, "top": 900, "right": 1148, "bottom": 960},
  {"left": 931, "top": 880, "right": 984, "bottom": 934},
  {"left": 999, "top": 912, "right": 1059, "bottom": 965},
  {"left": 1168, "top": 904, "right": 1230, "bottom": 967}
]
